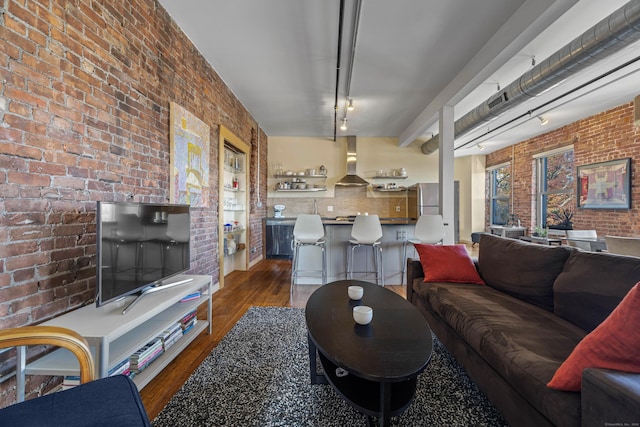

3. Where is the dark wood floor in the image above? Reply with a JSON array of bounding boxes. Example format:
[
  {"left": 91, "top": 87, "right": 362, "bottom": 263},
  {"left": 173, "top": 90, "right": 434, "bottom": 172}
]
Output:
[
  {"left": 140, "top": 242, "right": 479, "bottom": 419},
  {"left": 139, "top": 259, "right": 406, "bottom": 419}
]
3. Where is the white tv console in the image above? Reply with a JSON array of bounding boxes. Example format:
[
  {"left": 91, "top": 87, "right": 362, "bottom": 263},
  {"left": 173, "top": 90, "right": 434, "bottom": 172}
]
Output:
[{"left": 26, "top": 275, "right": 214, "bottom": 390}]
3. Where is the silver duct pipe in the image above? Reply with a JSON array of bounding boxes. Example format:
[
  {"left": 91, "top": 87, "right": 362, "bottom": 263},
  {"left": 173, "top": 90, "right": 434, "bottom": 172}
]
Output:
[{"left": 421, "top": 0, "right": 640, "bottom": 155}]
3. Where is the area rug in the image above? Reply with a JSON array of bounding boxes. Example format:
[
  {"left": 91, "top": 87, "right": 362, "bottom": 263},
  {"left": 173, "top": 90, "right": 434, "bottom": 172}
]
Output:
[{"left": 153, "top": 306, "right": 508, "bottom": 426}]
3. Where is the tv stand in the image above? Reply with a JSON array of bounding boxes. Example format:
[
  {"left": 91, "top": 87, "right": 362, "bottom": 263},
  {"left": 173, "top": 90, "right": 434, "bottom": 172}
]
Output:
[
  {"left": 121, "top": 277, "right": 194, "bottom": 315},
  {"left": 25, "top": 275, "right": 215, "bottom": 390}
]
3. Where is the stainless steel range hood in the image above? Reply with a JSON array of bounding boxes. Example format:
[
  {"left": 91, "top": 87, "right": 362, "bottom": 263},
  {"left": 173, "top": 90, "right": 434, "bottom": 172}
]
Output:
[{"left": 335, "top": 136, "right": 369, "bottom": 187}]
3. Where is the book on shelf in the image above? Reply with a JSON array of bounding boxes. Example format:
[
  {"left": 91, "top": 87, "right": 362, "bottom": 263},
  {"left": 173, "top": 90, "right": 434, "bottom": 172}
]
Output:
[
  {"left": 131, "top": 346, "right": 164, "bottom": 373},
  {"left": 61, "top": 375, "right": 80, "bottom": 390},
  {"left": 180, "top": 310, "right": 197, "bottom": 326},
  {"left": 182, "top": 318, "right": 198, "bottom": 334},
  {"left": 108, "top": 358, "right": 131, "bottom": 377},
  {"left": 180, "top": 292, "right": 201, "bottom": 302}
]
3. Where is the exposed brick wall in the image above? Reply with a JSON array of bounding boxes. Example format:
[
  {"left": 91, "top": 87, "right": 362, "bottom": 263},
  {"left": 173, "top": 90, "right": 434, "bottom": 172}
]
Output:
[
  {"left": 0, "top": 0, "right": 267, "bottom": 403},
  {"left": 486, "top": 102, "right": 640, "bottom": 235}
]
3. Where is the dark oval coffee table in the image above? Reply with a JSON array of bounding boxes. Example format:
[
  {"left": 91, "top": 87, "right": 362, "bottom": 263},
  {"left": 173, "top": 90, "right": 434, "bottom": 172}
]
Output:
[{"left": 305, "top": 280, "right": 433, "bottom": 426}]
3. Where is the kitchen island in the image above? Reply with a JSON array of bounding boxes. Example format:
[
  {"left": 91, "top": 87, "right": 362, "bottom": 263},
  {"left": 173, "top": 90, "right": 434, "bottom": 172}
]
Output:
[{"left": 265, "top": 217, "right": 417, "bottom": 285}]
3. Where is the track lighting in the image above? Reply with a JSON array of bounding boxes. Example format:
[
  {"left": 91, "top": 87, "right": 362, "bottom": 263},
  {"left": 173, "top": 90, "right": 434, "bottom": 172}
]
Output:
[
  {"left": 537, "top": 116, "right": 548, "bottom": 125},
  {"left": 340, "top": 118, "right": 348, "bottom": 131},
  {"left": 347, "top": 98, "right": 354, "bottom": 111},
  {"left": 477, "top": 143, "right": 485, "bottom": 151}
]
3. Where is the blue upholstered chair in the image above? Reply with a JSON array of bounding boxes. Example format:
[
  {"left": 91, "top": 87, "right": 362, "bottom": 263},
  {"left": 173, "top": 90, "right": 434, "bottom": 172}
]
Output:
[{"left": 0, "top": 326, "right": 151, "bottom": 427}]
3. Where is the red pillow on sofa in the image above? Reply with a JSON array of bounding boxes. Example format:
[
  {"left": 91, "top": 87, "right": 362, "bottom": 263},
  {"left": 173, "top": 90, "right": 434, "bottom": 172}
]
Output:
[
  {"left": 414, "top": 244, "right": 485, "bottom": 285},
  {"left": 547, "top": 282, "right": 640, "bottom": 391}
]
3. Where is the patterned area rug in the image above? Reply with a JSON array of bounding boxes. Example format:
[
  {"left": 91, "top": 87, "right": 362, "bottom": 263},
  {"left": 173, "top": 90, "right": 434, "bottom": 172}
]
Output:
[{"left": 153, "top": 306, "right": 508, "bottom": 426}]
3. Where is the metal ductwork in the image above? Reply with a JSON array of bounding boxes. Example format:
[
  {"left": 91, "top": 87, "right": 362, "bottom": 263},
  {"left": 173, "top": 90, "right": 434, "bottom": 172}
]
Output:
[
  {"left": 335, "top": 136, "right": 369, "bottom": 186},
  {"left": 421, "top": 0, "right": 640, "bottom": 155}
]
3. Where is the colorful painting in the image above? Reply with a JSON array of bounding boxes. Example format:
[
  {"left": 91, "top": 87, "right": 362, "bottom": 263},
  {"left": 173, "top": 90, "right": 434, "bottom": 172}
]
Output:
[
  {"left": 577, "top": 158, "right": 631, "bottom": 209},
  {"left": 170, "top": 102, "right": 210, "bottom": 206}
]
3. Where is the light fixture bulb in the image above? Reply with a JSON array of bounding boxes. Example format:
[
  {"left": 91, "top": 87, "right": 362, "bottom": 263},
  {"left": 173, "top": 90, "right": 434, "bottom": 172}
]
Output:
[
  {"left": 347, "top": 98, "right": 354, "bottom": 111},
  {"left": 538, "top": 116, "right": 548, "bottom": 125},
  {"left": 477, "top": 143, "right": 485, "bottom": 151},
  {"left": 340, "top": 118, "right": 348, "bottom": 131}
]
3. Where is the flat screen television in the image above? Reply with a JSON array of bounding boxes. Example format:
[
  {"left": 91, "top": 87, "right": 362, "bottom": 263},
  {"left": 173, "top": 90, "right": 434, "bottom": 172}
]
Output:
[{"left": 96, "top": 201, "right": 191, "bottom": 312}]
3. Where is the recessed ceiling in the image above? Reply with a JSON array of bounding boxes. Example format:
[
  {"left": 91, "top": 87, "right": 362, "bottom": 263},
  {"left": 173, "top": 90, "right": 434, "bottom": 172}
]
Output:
[{"left": 158, "top": 0, "right": 640, "bottom": 156}]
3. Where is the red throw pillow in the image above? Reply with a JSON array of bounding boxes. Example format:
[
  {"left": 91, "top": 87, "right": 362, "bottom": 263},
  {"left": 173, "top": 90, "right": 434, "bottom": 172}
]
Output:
[
  {"left": 414, "top": 244, "right": 485, "bottom": 285},
  {"left": 547, "top": 282, "right": 640, "bottom": 391}
]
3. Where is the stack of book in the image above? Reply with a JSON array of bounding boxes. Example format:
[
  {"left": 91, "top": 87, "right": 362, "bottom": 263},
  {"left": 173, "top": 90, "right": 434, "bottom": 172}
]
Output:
[
  {"left": 109, "top": 358, "right": 132, "bottom": 378},
  {"left": 61, "top": 375, "right": 81, "bottom": 391},
  {"left": 130, "top": 337, "right": 164, "bottom": 373},
  {"left": 180, "top": 310, "right": 197, "bottom": 334},
  {"left": 158, "top": 322, "right": 183, "bottom": 351}
]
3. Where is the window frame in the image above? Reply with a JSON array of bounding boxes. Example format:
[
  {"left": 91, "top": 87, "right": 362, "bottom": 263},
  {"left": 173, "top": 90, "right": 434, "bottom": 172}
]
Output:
[
  {"left": 534, "top": 146, "right": 574, "bottom": 228},
  {"left": 487, "top": 162, "right": 511, "bottom": 226}
]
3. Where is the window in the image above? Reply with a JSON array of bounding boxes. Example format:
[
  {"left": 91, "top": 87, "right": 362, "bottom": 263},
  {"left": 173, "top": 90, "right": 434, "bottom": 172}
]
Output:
[
  {"left": 535, "top": 147, "right": 575, "bottom": 229},
  {"left": 488, "top": 163, "right": 511, "bottom": 225}
]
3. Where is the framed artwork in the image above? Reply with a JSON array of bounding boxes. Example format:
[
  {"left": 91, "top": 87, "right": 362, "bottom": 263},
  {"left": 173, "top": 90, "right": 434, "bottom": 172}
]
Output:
[
  {"left": 577, "top": 158, "right": 631, "bottom": 209},
  {"left": 169, "top": 102, "right": 210, "bottom": 207}
]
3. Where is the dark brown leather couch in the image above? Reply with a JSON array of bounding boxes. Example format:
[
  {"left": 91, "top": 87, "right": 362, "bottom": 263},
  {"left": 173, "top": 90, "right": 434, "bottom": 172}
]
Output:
[{"left": 406, "top": 234, "right": 640, "bottom": 427}]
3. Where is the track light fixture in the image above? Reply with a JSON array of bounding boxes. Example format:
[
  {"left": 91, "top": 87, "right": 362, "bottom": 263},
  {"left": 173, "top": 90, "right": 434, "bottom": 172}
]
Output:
[
  {"left": 537, "top": 116, "right": 548, "bottom": 125},
  {"left": 477, "top": 143, "right": 485, "bottom": 151},
  {"left": 340, "top": 117, "right": 348, "bottom": 131},
  {"left": 347, "top": 98, "right": 354, "bottom": 111}
]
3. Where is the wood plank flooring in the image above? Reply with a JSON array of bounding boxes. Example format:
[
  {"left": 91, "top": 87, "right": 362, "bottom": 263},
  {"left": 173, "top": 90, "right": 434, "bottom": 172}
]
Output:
[{"left": 140, "top": 243, "right": 478, "bottom": 419}]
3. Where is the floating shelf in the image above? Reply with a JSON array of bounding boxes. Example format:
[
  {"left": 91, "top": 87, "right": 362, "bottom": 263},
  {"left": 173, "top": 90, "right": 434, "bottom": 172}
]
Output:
[
  {"left": 372, "top": 175, "right": 408, "bottom": 179},
  {"left": 274, "top": 174, "right": 327, "bottom": 179},
  {"left": 275, "top": 188, "right": 327, "bottom": 192},
  {"left": 372, "top": 187, "right": 407, "bottom": 192}
]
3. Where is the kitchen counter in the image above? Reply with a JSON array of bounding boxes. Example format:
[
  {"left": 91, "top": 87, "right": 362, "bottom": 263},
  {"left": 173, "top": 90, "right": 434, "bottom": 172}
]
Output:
[
  {"left": 266, "top": 216, "right": 416, "bottom": 225},
  {"left": 264, "top": 216, "right": 418, "bottom": 285}
]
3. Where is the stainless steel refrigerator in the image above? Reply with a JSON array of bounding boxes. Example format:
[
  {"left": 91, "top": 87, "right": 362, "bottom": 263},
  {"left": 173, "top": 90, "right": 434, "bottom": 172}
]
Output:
[{"left": 407, "top": 182, "right": 459, "bottom": 242}]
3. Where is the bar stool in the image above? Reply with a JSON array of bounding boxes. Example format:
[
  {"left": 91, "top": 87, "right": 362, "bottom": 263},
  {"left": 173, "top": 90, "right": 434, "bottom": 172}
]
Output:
[
  {"left": 291, "top": 214, "right": 327, "bottom": 294},
  {"left": 402, "top": 214, "right": 445, "bottom": 285},
  {"left": 347, "top": 214, "right": 384, "bottom": 286},
  {"left": 162, "top": 213, "right": 191, "bottom": 275}
]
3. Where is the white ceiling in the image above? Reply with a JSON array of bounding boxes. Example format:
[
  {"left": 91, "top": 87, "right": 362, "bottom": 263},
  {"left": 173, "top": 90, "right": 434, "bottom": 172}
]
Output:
[{"left": 158, "top": 0, "right": 640, "bottom": 156}]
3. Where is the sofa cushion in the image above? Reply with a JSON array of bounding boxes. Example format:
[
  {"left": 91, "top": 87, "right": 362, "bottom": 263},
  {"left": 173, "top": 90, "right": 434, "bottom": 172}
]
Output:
[
  {"left": 477, "top": 234, "right": 572, "bottom": 311},
  {"left": 553, "top": 250, "right": 640, "bottom": 332},
  {"left": 414, "top": 244, "right": 485, "bottom": 285},
  {"left": 548, "top": 283, "right": 640, "bottom": 391},
  {"left": 415, "top": 281, "right": 584, "bottom": 426}
]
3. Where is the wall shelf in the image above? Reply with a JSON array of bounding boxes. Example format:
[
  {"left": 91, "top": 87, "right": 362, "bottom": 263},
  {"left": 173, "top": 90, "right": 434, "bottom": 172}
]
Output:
[
  {"left": 372, "top": 187, "right": 407, "bottom": 192},
  {"left": 274, "top": 174, "right": 327, "bottom": 179},
  {"left": 275, "top": 188, "right": 327, "bottom": 192},
  {"left": 372, "top": 175, "right": 408, "bottom": 179}
]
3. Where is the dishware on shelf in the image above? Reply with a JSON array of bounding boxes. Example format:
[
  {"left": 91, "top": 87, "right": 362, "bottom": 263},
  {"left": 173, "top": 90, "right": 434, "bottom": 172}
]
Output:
[
  {"left": 348, "top": 285, "right": 363, "bottom": 300},
  {"left": 353, "top": 305, "right": 373, "bottom": 325}
]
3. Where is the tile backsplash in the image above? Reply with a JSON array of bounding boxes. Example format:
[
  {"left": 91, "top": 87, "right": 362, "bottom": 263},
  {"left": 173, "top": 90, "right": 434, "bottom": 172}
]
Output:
[{"left": 267, "top": 186, "right": 408, "bottom": 218}]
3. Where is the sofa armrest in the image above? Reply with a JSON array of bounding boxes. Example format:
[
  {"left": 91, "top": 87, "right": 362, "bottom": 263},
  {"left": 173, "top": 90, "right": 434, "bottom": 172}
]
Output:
[
  {"left": 406, "top": 258, "right": 424, "bottom": 302},
  {"left": 581, "top": 368, "right": 640, "bottom": 427}
]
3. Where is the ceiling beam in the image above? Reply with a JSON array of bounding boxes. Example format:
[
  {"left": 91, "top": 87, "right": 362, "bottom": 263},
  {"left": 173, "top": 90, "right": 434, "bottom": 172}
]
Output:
[{"left": 398, "top": 0, "right": 579, "bottom": 147}]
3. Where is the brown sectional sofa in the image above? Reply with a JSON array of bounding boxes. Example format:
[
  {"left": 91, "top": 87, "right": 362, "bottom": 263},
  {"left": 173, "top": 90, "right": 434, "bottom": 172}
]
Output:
[{"left": 406, "top": 234, "right": 640, "bottom": 427}]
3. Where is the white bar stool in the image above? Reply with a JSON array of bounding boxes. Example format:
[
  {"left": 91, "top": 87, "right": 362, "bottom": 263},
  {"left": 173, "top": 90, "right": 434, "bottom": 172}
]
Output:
[
  {"left": 291, "top": 214, "right": 327, "bottom": 294},
  {"left": 402, "top": 214, "right": 445, "bottom": 285},
  {"left": 347, "top": 214, "right": 384, "bottom": 286}
]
